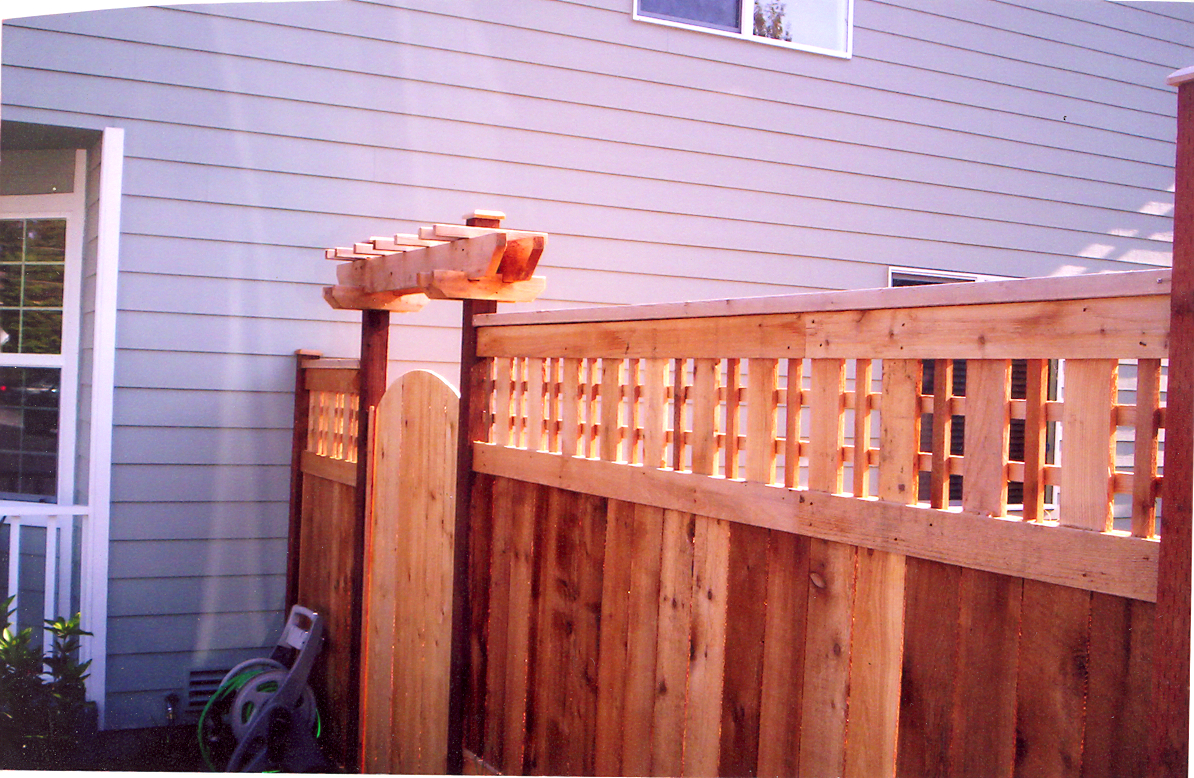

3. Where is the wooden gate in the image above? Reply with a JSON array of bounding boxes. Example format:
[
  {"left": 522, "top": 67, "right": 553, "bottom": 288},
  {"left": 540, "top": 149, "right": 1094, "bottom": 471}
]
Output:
[{"left": 361, "top": 370, "right": 460, "bottom": 775}]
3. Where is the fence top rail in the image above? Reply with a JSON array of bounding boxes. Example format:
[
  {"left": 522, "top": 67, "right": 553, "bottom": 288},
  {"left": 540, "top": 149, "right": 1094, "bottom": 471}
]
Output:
[{"left": 473, "top": 268, "right": 1171, "bottom": 328}]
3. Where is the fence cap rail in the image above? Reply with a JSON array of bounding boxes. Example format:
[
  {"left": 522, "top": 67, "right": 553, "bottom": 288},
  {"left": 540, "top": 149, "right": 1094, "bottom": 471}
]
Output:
[{"left": 474, "top": 268, "right": 1171, "bottom": 328}]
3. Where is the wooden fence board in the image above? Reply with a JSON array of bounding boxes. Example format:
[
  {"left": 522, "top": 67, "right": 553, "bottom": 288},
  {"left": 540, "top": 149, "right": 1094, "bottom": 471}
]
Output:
[
  {"left": 500, "top": 479, "right": 543, "bottom": 774},
  {"left": 756, "top": 530, "right": 811, "bottom": 778},
  {"left": 896, "top": 557, "right": 962, "bottom": 778},
  {"left": 1022, "top": 359, "right": 1050, "bottom": 521},
  {"left": 652, "top": 509, "right": 696, "bottom": 777},
  {"left": 1013, "top": 581, "right": 1091, "bottom": 778},
  {"left": 1132, "top": 358, "right": 1161, "bottom": 537},
  {"left": 684, "top": 516, "right": 731, "bottom": 778},
  {"left": 529, "top": 488, "right": 606, "bottom": 776},
  {"left": 692, "top": 359, "right": 720, "bottom": 476},
  {"left": 464, "top": 473, "right": 494, "bottom": 757},
  {"left": 950, "top": 569, "right": 1023, "bottom": 778},
  {"left": 642, "top": 358, "right": 669, "bottom": 469},
  {"left": 963, "top": 359, "right": 1011, "bottom": 516},
  {"left": 595, "top": 499, "right": 635, "bottom": 776},
  {"left": 844, "top": 359, "right": 918, "bottom": 778},
  {"left": 601, "top": 358, "right": 623, "bottom": 462},
  {"left": 482, "top": 476, "right": 516, "bottom": 766},
  {"left": 1060, "top": 360, "right": 1117, "bottom": 532},
  {"left": 1083, "top": 595, "right": 1154, "bottom": 778},
  {"left": 718, "top": 522, "right": 769, "bottom": 778},
  {"left": 622, "top": 504, "right": 665, "bottom": 777}
]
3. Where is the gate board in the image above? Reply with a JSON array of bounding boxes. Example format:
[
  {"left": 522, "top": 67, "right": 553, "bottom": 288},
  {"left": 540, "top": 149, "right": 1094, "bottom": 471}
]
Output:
[{"left": 361, "top": 370, "right": 459, "bottom": 774}]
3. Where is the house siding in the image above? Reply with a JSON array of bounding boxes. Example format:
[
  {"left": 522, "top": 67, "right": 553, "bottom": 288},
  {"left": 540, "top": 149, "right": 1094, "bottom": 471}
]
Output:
[{"left": 1, "top": 0, "right": 1191, "bottom": 728}]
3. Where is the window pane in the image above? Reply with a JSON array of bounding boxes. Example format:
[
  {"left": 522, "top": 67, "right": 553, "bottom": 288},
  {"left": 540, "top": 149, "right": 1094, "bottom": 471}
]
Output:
[
  {"left": 0, "top": 367, "right": 61, "bottom": 500},
  {"left": 753, "top": 0, "right": 848, "bottom": 52},
  {"left": 0, "top": 219, "right": 65, "bottom": 355},
  {"left": 639, "top": 0, "right": 741, "bottom": 32}
]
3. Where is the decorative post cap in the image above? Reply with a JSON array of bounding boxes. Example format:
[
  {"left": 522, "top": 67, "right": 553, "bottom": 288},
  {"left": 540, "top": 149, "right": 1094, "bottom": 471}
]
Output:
[{"left": 1167, "top": 65, "right": 1194, "bottom": 87}]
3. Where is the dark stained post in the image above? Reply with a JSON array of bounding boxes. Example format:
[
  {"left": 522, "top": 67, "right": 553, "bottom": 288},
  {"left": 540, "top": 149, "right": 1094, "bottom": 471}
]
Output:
[
  {"left": 286, "top": 349, "right": 322, "bottom": 610},
  {"left": 447, "top": 212, "right": 501, "bottom": 774},
  {"left": 1153, "top": 65, "right": 1194, "bottom": 778},
  {"left": 351, "top": 308, "right": 390, "bottom": 770}
]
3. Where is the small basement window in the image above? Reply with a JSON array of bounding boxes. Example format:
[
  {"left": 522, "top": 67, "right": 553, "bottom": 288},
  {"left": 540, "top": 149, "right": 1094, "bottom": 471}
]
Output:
[{"left": 634, "top": 0, "right": 852, "bottom": 58}]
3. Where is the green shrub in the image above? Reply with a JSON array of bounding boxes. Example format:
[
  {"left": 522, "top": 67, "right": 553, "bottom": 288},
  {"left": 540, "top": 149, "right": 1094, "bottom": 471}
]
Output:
[{"left": 0, "top": 597, "right": 94, "bottom": 769}]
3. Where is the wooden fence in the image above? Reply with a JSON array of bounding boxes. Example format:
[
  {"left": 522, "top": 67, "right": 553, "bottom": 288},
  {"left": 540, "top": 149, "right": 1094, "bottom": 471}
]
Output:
[{"left": 456, "top": 269, "right": 1169, "bottom": 778}]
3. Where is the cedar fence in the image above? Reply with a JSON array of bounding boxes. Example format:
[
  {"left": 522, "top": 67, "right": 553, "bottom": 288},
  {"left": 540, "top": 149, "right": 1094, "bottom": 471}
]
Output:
[{"left": 284, "top": 69, "right": 1194, "bottom": 778}]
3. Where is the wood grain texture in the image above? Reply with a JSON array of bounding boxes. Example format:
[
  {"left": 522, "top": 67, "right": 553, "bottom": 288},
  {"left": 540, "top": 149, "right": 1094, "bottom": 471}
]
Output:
[
  {"left": 929, "top": 359, "right": 954, "bottom": 509},
  {"left": 1022, "top": 359, "right": 1050, "bottom": 521},
  {"left": 962, "top": 359, "right": 1011, "bottom": 517},
  {"left": 684, "top": 516, "right": 731, "bottom": 777},
  {"left": 844, "top": 359, "right": 917, "bottom": 778},
  {"left": 691, "top": 358, "right": 721, "bottom": 476},
  {"left": 621, "top": 504, "right": 665, "bottom": 777},
  {"left": 528, "top": 489, "right": 605, "bottom": 776},
  {"left": 1013, "top": 581, "right": 1091, "bottom": 778},
  {"left": 1059, "top": 359, "right": 1117, "bottom": 531},
  {"left": 474, "top": 444, "right": 1160, "bottom": 602},
  {"left": 756, "top": 530, "right": 810, "bottom": 778},
  {"left": 719, "top": 522, "right": 769, "bottom": 778},
  {"left": 1083, "top": 595, "right": 1154, "bottom": 778},
  {"left": 594, "top": 499, "right": 635, "bottom": 776},
  {"left": 476, "top": 295, "right": 1169, "bottom": 360},
  {"left": 652, "top": 509, "right": 696, "bottom": 777},
  {"left": 1132, "top": 358, "right": 1161, "bottom": 537}
]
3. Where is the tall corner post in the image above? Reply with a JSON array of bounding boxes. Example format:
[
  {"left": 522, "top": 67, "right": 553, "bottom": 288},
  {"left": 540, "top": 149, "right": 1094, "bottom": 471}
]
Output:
[
  {"left": 447, "top": 214, "right": 501, "bottom": 774},
  {"left": 286, "top": 349, "right": 323, "bottom": 611},
  {"left": 351, "top": 309, "right": 390, "bottom": 771},
  {"left": 1154, "top": 65, "right": 1194, "bottom": 778}
]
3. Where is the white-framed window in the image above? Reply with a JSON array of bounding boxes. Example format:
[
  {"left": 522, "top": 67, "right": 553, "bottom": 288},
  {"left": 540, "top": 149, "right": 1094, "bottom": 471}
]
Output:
[
  {"left": 633, "top": 0, "right": 852, "bottom": 58},
  {"left": 0, "top": 150, "right": 86, "bottom": 648}
]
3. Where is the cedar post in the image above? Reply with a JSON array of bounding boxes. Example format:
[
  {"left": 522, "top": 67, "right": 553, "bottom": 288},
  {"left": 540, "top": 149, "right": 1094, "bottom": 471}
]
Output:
[
  {"left": 286, "top": 349, "right": 322, "bottom": 610},
  {"left": 447, "top": 213, "right": 501, "bottom": 774},
  {"left": 1153, "top": 65, "right": 1194, "bottom": 777},
  {"left": 351, "top": 309, "right": 390, "bottom": 770}
]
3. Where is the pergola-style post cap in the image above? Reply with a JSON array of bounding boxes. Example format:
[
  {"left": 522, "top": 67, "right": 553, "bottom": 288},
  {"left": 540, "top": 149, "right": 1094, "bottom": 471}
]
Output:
[
  {"left": 465, "top": 209, "right": 506, "bottom": 224},
  {"left": 1168, "top": 65, "right": 1194, "bottom": 87}
]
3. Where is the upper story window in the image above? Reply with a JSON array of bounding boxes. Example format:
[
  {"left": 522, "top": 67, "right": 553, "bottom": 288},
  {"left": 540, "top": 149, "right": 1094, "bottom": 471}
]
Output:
[{"left": 634, "top": 0, "right": 852, "bottom": 58}]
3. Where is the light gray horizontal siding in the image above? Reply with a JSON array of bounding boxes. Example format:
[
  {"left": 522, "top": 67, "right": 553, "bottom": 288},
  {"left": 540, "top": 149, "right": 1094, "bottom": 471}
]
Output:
[
  {"left": 4, "top": 0, "right": 1192, "bottom": 728},
  {"left": 110, "top": 502, "right": 288, "bottom": 542}
]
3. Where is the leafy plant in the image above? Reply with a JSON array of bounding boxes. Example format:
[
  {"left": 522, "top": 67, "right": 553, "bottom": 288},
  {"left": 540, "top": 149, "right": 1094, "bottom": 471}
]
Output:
[{"left": 0, "top": 597, "right": 94, "bottom": 769}]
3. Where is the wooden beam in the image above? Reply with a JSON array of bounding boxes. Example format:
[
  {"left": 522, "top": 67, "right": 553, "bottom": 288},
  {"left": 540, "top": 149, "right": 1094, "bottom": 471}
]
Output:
[
  {"left": 475, "top": 295, "right": 1169, "bottom": 361},
  {"left": 420, "top": 271, "right": 547, "bottom": 302},
  {"left": 324, "top": 286, "right": 428, "bottom": 312},
  {"left": 1152, "top": 67, "right": 1194, "bottom": 778},
  {"left": 287, "top": 350, "right": 322, "bottom": 610},
  {"left": 474, "top": 269, "right": 1171, "bottom": 327},
  {"left": 472, "top": 444, "right": 1159, "bottom": 602}
]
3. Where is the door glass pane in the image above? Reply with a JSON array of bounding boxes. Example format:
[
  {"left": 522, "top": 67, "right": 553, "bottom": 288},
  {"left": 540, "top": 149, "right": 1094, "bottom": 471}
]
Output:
[
  {"left": 0, "top": 367, "right": 61, "bottom": 500},
  {"left": 0, "top": 219, "right": 65, "bottom": 355}
]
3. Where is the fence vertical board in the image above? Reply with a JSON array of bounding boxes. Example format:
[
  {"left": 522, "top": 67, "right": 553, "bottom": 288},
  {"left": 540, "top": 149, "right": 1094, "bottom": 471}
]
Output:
[
  {"left": 494, "top": 359, "right": 514, "bottom": 447},
  {"left": 561, "top": 358, "right": 581, "bottom": 458},
  {"left": 756, "top": 530, "right": 811, "bottom": 778},
  {"left": 652, "top": 509, "right": 696, "bottom": 777},
  {"left": 784, "top": 358, "right": 803, "bottom": 488},
  {"left": 1133, "top": 358, "right": 1162, "bottom": 537},
  {"left": 628, "top": 359, "right": 642, "bottom": 465},
  {"left": 595, "top": 499, "right": 636, "bottom": 776},
  {"left": 483, "top": 477, "right": 517, "bottom": 766},
  {"left": 642, "top": 358, "right": 669, "bottom": 469},
  {"left": 501, "top": 479, "right": 543, "bottom": 774},
  {"left": 692, "top": 358, "right": 720, "bottom": 475},
  {"left": 1060, "top": 359, "right": 1117, "bottom": 531},
  {"left": 684, "top": 515, "right": 731, "bottom": 778},
  {"left": 954, "top": 360, "right": 1020, "bottom": 778},
  {"left": 1022, "top": 359, "right": 1050, "bottom": 521},
  {"left": 529, "top": 488, "right": 605, "bottom": 776},
  {"left": 602, "top": 358, "right": 623, "bottom": 462},
  {"left": 747, "top": 358, "right": 779, "bottom": 486},
  {"left": 896, "top": 557, "right": 961, "bottom": 778},
  {"left": 950, "top": 568, "right": 1022, "bottom": 778},
  {"left": 852, "top": 359, "right": 873, "bottom": 497},
  {"left": 725, "top": 359, "right": 742, "bottom": 479},
  {"left": 845, "top": 359, "right": 917, "bottom": 778},
  {"left": 622, "top": 504, "right": 666, "bottom": 777},
  {"left": 718, "top": 522, "right": 769, "bottom": 778},
  {"left": 464, "top": 473, "right": 495, "bottom": 758},
  {"left": 673, "top": 359, "right": 688, "bottom": 471},
  {"left": 1082, "top": 595, "right": 1154, "bottom": 778},
  {"left": 929, "top": 359, "right": 954, "bottom": 508},
  {"left": 1013, "top": 580, "right": 1091, "bottom": 778},
  {"left": 799, "top": 358, "right": 854, "bottom": 778},
  {"left": 526, "top": 357, "right": 546, "bottom": 453},
  {"left": 584, "top": 359, "right": 599, "bottom": 459}
]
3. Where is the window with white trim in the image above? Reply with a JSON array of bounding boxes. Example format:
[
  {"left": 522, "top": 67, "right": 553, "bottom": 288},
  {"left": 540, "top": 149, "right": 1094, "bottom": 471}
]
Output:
[{"left": 634, "top": 0, "right": 852, "bottom": 57}]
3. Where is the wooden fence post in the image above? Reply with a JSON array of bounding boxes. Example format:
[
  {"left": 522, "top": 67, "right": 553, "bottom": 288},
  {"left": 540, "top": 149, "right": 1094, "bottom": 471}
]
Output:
[
  {"left": 1154, "top": 65, "right": 1194, "bottom": 777},
  {"left": 352, "top": 309, "right": 390, "bottom": 770},
  {"left": 287, "top": 349, "right": 322, "bottom": 610},
  {"left": 447, "top": 212, "right": 502, "bottom": 774}
]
